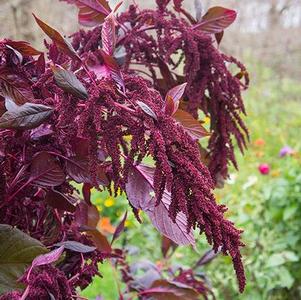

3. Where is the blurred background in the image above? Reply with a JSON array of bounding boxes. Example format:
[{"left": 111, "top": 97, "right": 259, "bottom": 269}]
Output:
[{"left": 1, "top": 0, "right": 300, "bottom": 299}]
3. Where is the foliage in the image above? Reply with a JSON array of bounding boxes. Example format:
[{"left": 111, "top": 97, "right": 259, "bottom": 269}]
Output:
[
  {"left": 0, "top": 0, "right": 248, "bottom": 299},
  {"left": 199, "top": 71, "right": 301, "bottom": 300}
]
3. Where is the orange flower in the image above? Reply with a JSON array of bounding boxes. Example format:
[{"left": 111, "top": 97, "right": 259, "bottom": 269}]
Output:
[
  {"left": 254, "top": 138, "right": 265, "bottom": 147},
  {"left": 97, "top": 217, "right": 116, "bottom": 235},
  {"left": 255, "top": 151, "right": 264, "bottom": 158}
]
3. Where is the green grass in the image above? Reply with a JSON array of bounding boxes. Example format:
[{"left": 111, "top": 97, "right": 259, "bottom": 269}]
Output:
[{"left": 80, "top": 262, "right": 120, "bottom": 300}]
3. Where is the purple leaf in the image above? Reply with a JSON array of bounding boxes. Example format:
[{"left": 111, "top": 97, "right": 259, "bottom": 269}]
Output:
[
  {"left": 195, "top": 248, "right": 220, "bottom": 267},
  {"left": 102, "top": 13, "right": 116, "bottom": 56},
  {"left": 30, "top": 152, "right": 65, "bottom": 187},
  {"left": 27, "top": 246, "right": 64, "bottom": 280},
  {"left": 137, "top": 101, "right": 157, "bottom": 120},
  {"left": 111, "top": 211, "right": 127, "bottom": 245},
  {"left": 87, "top": 63, "right": 111, "bottom": 79},
  {"left": 126, "top": 165, "right": 195, "bottom": 246},
  {"left": 0, "top": 102, "right": 53, "bottom": 130},
  {"left": 99, "top": 50, "right": 125, "bottom": 92},
  {"left": 140, "top": 279, "right": 200, "bottom": 299},
  {"left": 125, "top": 166, "right": 154, "bottom": 211},
  {"left": 164, "top": 83, "right": 187, "bottom": 116},
  {"left": 30, "top": 124, "right": 53, "bottom": 140},
  {"left": 193, "top": 6, "right": 237, "bottom": 34},
  {"left": 54, "top": 241, "right": 96, "bottom": 253},
  {"left": 52, "top": 65, "right": 88, "bottom": 99}
]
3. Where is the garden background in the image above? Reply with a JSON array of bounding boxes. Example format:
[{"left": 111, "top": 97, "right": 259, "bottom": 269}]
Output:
[{"left": 1, "top": 0, "right": 300, "bottom": 299}]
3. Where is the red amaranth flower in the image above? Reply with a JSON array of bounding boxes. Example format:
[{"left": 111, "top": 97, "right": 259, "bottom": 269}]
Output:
[{"left": 0, "top": 0, "right": 248, "bottom": 296}]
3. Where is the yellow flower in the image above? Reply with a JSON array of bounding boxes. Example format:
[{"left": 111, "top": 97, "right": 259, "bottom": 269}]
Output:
[
  {"left": 116, "top": 187, "right": 122, "bottom": 196},
  {"left": 204, "top": 116, "right": 210, "bottom": 125},
  {"left": 255, "top": 151, "right": 264, "bottom": 158},
  {"left": 125, "top": 220, "right": 133, "bottom": 228},
  {"left": 271, "top": 170, "right": 281, "bottom": 177},
  {"left": 104, "top": 197, "right": 115, "bottom": 207},
  {"left": 96, "top": 205, "right": 103, "bottom": 212},
  {"left": 124, "top": 135, "right": 132, "bottom": 142}
]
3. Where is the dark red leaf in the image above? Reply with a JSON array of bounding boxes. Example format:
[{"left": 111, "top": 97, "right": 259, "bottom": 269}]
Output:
[
  {"left": 51, "top": 65, "right": 88, "bottom": 99},
  {"left": 126, "top": 165, "right": 195, "bottom": 246},
  {"left": 157, "top": 59, "right": 175, "bottom": 87},
  {"left": 36, "top": 53, "right": 46, "bottom": 74},
  {"left": 66, "top": 156, "right": 109, "bottom": 185},
  {"left": 173, "top": 109, "right": 210, "bottom": 140},
  {"left": 75, "top": 202, "right": 100, "bottom": 229},
  {"left": 33, "top": 14, "right": 80, "bottom": 60},
  {"left": 30, "top": 152, "right": 65, "bottom": 187},
  {"left": 87, "top": 229, "right": 112, "bottom": 253},
  {"left": 102, "top": 13, "right": 116, "bottom": 56},
  {"left": 5, "top": 40, "right": 41, "bottom": 56},
  {"left": 0, "top": 73, "right": 34, "bottom": 105},
  {"left": 27, "top": 246, "right": 64, "bottom": 280},
  {"left": 82, "top": 183, "right": 92, "bottom": 205},
  {"left": 0, "top": 99, "right": 6, "bottom": 116},
  {"left": 140, "top": 279, "right": 200, "bottom": 299},
  {"left": 161, "top": 236, "right": 177, "bottom": 258},
  {"left": 45, "top": 189, "right": 76, "bottom": 212},
  {"left": 74, "top": 201, "right": 112, "bottom": 253},
  {"left": 164, "top": 83, "right": 187, "bottom": 116},
  {"left": 111, "top": 211, "right": 127, "bottom": 245},
  {"left": 215, "top": 31, "right": 224, "bottom": 45},
  {"left": 63, "top": 0, "right": 112, "bottom": 27},
  {"left": 54, "top": 241, "right": 96, "bottom": 253},
  {"left": 194, "top": 6, "right": 237, "bottom": 33},
  {"left": 0, "top": 102, "right": 53, "bottom": 130},
  {"left": 137, "top": 101, "right": 157, "bottom": 120},
  {"left": 70, "top": 136, "right": 89, "bottom": 156}
]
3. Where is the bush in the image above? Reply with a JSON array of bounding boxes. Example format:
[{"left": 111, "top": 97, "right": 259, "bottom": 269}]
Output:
[{"left": 0, "top": 1, "right": 248, "bottom": 298}]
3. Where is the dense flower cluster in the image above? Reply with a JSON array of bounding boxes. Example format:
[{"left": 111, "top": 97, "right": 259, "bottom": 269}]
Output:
[
  {"left": 0, "top": 265, "right": 73, "bottom": 300},
  {"left": 0, "top": 0, "right": 248, "bottom": 297},
  {"left": 72, "top": 0, "right": 249, "bottom": 182}
]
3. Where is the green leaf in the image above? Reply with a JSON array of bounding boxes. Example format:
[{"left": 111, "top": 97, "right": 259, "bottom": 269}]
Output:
[
  {"left": 278, "top": 266, "right": 294, "bottom": 288},
  {"left": 266, "top": 251, "right": 299, "bottom": 268},
  {"left": 0, "top": 224, "right": 48, "bottom": 294},
  {"left": 283, "top": 205, "right": 298, "bottom": 221}
]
